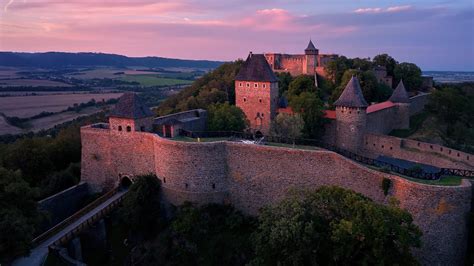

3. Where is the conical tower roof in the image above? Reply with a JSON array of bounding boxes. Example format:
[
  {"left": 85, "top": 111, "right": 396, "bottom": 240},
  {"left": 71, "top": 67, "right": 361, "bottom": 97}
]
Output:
[
  {"left": 334, "top": 76, "right": 368, "bottom": 108},
  {"left": 305, "top": 39, "right": 317, "bottom": 51},
  {"left": 110, "top": 92, "right": 154, "bottom": 119},
  {"left": 235, "top": 52, "right": 278, "bottom": 82},
  {"left": 389, "top": 80, "right": 410, "bottom": 103}
]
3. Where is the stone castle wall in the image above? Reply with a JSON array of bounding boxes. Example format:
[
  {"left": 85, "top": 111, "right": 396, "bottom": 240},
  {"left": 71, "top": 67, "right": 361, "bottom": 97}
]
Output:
[
  {"left": 366, "top": 107, "right": 397, "bottom": 134},
  {"left": 81, "top": 126, "right": 473, "bottom": 265},
  {"left": 364, "top": 133, "right": 474, "bottom": 170},
  {"left": 410, "top": 93, "right": 430, "bottom": 115}
]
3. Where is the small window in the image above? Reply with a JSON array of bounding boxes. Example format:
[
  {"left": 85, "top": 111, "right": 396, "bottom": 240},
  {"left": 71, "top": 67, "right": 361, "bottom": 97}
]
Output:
[
  {"left": 243, "top": 97, "right": 247, "bottom": 102},
  {"left": 259, "top": 99, "right": 262, "bottom": 103},
  {"left": 246, "top": 83, "right": 250, "bottom": 88},
  {"left": 212, "top": 183, "right": 216, "bottom": 189},
  {"left": 239, "top": 82, "right": 243, "bottom": 87},
  {"left": 440, "top": 147, "right": 443, "bottom": 152},
  {"left": 430, "top": 145, "right": 433, "bottom": 149},
  {"left": 126, "top": 126, "right": 131, "bottom": 132},
  {"left": 457, "top": 153, "right": 460, "bottom": 157},
  {"left": 381, "top": 145, "right": 384, "bottom": 149},
  {"left": 261, "top": 113, "right": 264, "bottom": 117},
  {"left": 263, "top": 84, "right": 266, "bottom": 88},
  {"left": 390, "top": 147, "right": 393, "bottom": 150},
  {"left": 254, "top": 83, "right": 258, "bottom": 88},
  {"left": 373, "top": 143, "right": 376, "bottom": 147},
  {"left": 163, "top": 178, "right": 166, "bottom": 183},
  {"left": 118, "top": 126, "right": 123, "bottom": 131},
  {"left": 185, "top": 183, "right": 189, "bottom": 189}
]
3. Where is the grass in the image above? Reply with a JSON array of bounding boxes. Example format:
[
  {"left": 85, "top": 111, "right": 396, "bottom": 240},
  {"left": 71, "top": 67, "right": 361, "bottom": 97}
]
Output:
[
  {"left": 119, "top": 75, "right": 193, "bottom": 87},
  {"left": 390, "top": 111, "right": 429, "bottom": 138},
  {"left": 266, "top": 142, "right": 321, "bottom": 151},
  {"left": 171, "top": 136, "right": 229, "bottom": 142}
]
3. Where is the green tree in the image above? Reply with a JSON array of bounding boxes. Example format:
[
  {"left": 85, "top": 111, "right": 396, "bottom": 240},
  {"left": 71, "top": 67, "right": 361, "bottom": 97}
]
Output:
[
  {"left": 119, "top": 174, "right": 162, "bottom": 238},
  {"left": 252, "top": 186, "right": 422, "bottom": 266},
  {"left": 0, "top": 167, "right": 41, "bottom": 260},
  {"left": 289, "top": 92, "right": 326, "bottom": 138},
  {"left": 207, "top": 103, "right": 248, "bottom": 131},
  {"left": 394, "top": 63, "right": 422, "bottom": 91},
  {"left": 270, "top": 113, "right": 304, "bottom": 143},
  {"left": 352, "top": 57, "right": 373, "bottom": 71},
  {"left": 287, "top": 75, "right": 317, "bottom": 98},
  {"left": 276, "top": 72, "right": 293, "bottom": 96},
  {"left": 373, "top": 54, "right": 398, "bottom": 76},
  {"left": 330, "top": 69, "right": 389, "bottom": 104},
  {"left": 324, "top": 56, "right": 352, "bottom": 84}
]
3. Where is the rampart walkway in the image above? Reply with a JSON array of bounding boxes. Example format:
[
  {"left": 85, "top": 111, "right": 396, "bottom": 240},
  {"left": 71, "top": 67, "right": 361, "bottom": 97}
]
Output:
[{"left": 12, "top": 188, "right": 128, "bottom": 266}]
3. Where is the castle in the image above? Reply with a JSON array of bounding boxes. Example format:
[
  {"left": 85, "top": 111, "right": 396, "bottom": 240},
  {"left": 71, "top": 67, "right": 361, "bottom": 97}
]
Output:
[
  {"left": 263, "top": 40, "right": 338, "bottom": 77},
  {"left": 235, "top": 50, "right": 407, "bottom": 152},
  {"left": 80, "top": 50, "right": 473, "bottom": 265}
]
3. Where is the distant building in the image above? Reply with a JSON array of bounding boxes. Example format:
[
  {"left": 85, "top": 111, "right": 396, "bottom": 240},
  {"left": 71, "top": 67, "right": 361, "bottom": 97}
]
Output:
[
  {"left": 264, "top": 40, "right": 338, "bottom": 78},
  {"left": 373, "top": 65, "right": 393, "bottom": 88}
]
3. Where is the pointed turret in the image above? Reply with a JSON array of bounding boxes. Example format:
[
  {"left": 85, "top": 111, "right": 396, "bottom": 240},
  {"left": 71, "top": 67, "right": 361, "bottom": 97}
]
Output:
[
  {"left": 305, "top": 39, "right": 318, "bottom": 55},
  {"left": 334, "top": 76, "right": 368, "bottom": 108},
  {"left": 389, "top": 80, "right": 410, "bottom": 103}
]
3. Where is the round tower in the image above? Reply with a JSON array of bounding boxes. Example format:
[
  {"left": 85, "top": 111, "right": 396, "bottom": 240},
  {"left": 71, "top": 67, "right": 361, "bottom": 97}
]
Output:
[
  {"left": 389, "top": 80, "right": 410, "bottom": 129},
  {"left": 334, "top": 76, "right": 368, "bottom": 152},
  {"left": 304, "top": 39, "right": 319, "bottom": 75}
]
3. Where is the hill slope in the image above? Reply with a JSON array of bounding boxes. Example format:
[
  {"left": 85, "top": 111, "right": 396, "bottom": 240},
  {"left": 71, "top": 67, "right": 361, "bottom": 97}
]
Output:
[{"left": 0, "top": 52, "right": 224, "bottom": 69}]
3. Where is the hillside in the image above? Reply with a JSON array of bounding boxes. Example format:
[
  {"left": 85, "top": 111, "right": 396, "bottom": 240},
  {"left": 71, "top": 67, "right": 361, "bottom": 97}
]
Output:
[{"left": 0, "top": 52, "right": 224, "bottom": 69}]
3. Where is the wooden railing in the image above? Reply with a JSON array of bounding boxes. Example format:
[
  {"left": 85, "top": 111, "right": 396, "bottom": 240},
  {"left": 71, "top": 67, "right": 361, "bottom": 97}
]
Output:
[{"left": 32, "top": 187, "right": 123, "bottom": 247}]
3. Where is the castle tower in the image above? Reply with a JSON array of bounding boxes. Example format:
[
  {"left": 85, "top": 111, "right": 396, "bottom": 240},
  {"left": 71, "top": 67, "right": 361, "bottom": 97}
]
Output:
[
  {"left": 109, "top": 92, "right": 154, "bottom": 133},
  {"left": 303, "top": 39, "right": 319, "bottom": 75},
  {"left": 389, "top": 80, "right": 410, "bottom": 129},
  {"left": 235, "top": 52, "right": 279, "bottom": 135},
  {"left": 334, "top": 76, "right": 368, "bottom": 152}
]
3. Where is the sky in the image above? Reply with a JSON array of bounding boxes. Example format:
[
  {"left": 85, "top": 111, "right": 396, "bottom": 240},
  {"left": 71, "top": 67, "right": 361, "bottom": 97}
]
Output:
[{"left": 0, "top": 0, "right": 473, "bottom": 71}]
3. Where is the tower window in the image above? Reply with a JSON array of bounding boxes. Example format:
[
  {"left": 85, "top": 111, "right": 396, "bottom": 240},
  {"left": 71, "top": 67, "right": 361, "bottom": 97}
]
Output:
[
  {"left": 259, "top": 99, "right": 262, "bottom": 103},
  {"left": 126, "top": 126, "right": 131, "bottom": 132},
  {"left": 246, "top": 83, "right": 250, "bottom": 88},
  {"left": 212, "top": 183, "right": 216, "bottom": 189},
  {"left": 254, "top": 83, "right": 258, "bottom": 88},
  {"left": 239, "top": 82, "right": 243, "bottom": 87},
  {"left": 243, "top": 97, "right": 247, "bottom": 102},
  {"left": 163, "top": 178, "right": 166, "bottom": 183},
  {"left": 185, "top": 183, "right": 189, "bottom": 189},
  {"left": 263, "top": 84, "right": 266, "bottom": 88},
  {"left": 118, "top": 126, "right": 122, "bottom": 131}
]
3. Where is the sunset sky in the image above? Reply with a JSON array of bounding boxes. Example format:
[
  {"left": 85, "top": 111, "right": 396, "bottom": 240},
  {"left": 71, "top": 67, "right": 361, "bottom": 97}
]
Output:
[{"left": 0, "top": 0, "right": 473, "bottom": 71}]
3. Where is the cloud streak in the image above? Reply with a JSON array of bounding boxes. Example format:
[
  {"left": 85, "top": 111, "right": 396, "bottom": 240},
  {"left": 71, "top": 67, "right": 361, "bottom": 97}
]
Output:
[{"left": 354, "top": 5, "right": 412, "bottom": 14}]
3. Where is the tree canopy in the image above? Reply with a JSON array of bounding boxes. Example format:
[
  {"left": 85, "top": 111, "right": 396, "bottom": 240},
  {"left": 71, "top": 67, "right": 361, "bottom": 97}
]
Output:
[
  {"left": 394, "top": 63, "right": 422, "bottom": 91},
  {"left": 270, "top": 113, "right": 304, "bottom": 141},
  {"left": 207, "top": 102, "right": 248, "bottom": 132},
  {"left": 252, "top": 186, "right": 422, "bottom": 265}
]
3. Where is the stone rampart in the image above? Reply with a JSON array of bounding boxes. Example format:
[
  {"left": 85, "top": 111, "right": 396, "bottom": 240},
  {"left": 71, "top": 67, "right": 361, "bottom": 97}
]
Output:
[
  {"left": 410, "top": 93, "right": 430, "bottom": 115},
  {"left": 366, "top": 106, "right": 397, "bottom": 134},
  {"left": 81, "top": 126, "right": 472, "bottom": 265},
  {"left": 364, "top": 133, "right": 473, "bottom": 169}
]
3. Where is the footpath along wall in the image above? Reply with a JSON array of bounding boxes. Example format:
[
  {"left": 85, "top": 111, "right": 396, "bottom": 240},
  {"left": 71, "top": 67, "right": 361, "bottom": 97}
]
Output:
[{"left": 81, "top": 126, "right": 472, "bottom": 265}]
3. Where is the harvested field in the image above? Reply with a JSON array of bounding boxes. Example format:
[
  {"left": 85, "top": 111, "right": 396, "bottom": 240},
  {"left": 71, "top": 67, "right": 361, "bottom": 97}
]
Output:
[
  {"left": 28, "top": 106, "right": 105, "bottom": 132},
  {"left": 0, "top": 116, "right": 22, "bottom": 135},
  {"left": 0, "top": 79, "right": 71, "bottom": 87},
  {"left": 0, "top": 93, "right": 123, "bottom": 118},
  {"left": 119, "top": 75, "right": 193, "bottom": 86}
]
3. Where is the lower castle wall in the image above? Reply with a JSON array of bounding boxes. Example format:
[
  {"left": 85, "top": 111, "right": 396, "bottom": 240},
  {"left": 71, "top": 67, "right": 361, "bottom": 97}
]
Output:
[
  {"left": 364, "top": 133, "right": 473, "bottom": 170},
  {"left": 81, "top": 126, "right": 472, "bottom": 265}
]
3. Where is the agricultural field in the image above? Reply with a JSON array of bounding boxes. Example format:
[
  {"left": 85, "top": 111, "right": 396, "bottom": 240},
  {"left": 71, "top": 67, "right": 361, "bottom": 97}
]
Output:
[
  {"left": 0, "top": 93, "right": 122, "bottom": 118},
  {"left": 0, "top": 79, "right": 71, "bottom": 87},
  {"left": 118, "top": 75, "right": 193, "bottom": 86},
  {"left": 28, "top": 106, "right": 106, "bottom": 132},
  {"left": 0, "top": 116, "right": 23, "bottom": 135}
]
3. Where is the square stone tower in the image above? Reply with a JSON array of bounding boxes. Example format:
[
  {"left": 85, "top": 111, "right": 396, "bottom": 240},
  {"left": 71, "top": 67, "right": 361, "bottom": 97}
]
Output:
[
  {"left": 235, "top": 52, "right": 279, "bottom": 135},
  {"left": 109, "top": 92, "right": 155, "bottom": 133}
]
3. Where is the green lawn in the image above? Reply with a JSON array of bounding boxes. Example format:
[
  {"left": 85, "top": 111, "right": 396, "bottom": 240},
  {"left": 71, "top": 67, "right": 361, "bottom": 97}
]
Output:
[{"left": 119, "top": 75, "right": 193, "bottom": 87}]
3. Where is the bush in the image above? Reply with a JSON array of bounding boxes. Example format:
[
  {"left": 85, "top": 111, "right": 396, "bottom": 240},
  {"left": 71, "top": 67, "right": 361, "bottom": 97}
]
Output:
[
  {"left": 252, "top": 186, "right": 421, "bottom": 265},
  {"left": 207, "top": 102, "right": 248, "bottom": 131},
  {"left": 382, "top": 177, "right": 392, "bottom": 196}
]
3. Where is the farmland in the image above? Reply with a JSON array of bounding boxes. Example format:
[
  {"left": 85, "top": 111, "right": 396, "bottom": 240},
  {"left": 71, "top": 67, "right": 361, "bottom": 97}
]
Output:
[
  {"left": 0, "top": 93, "right": 123, "bottom": 118},
  {"left": 119, "top": 75, "right": 193, "bottom": 86}
]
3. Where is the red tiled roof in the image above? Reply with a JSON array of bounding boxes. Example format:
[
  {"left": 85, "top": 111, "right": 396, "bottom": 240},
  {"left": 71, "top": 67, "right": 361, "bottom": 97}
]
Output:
[
  {"left": 277, "top": 107, "right": 294, "bottom": 114},
  {"left": 367, "top": 101, "right": 395, "bottom": 113},
  {"left": 324, "top": 110, "right": 336, "bottom": 119}
]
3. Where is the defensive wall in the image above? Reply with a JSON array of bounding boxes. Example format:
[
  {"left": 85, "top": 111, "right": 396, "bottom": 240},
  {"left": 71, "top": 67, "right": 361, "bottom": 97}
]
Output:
[
  {"left": 410, "top": 93, "right": 430, "bottom": 115},
  {"left": 364, "top": 133, "right": 474, "bottom": 170},
  {"left": 38, "top": 182, "right": 90, "bottom": 232},
  {"left": 81, "top": 125, "right": 472, "bottom": 265}
]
